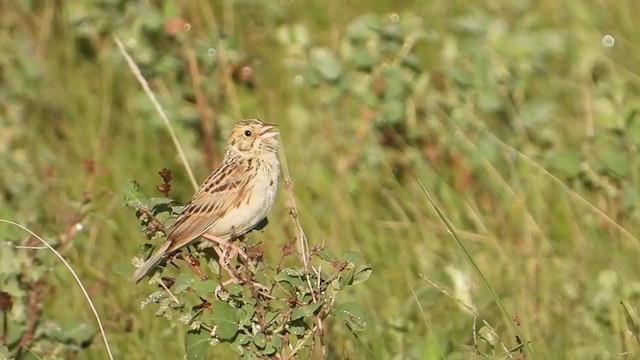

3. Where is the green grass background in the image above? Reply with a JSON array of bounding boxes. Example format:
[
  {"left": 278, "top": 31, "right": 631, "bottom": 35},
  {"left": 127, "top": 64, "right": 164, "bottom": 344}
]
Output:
[{"left": 2, "top": 0, "right": 640, "bottom": 359}]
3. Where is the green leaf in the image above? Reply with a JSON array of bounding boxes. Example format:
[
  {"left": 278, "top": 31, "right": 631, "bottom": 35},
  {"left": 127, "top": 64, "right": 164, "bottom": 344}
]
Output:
[
  {"left": 380, "top": 23, "right": 403, "bottom": 42},
  {"left": 338, "top": 267, "right": 355, "bottom": 288},
  {"left": 478, "top": 90, "right": 503, "bottom": 112},
  {"left": 276, "top": 23, "right": 310, "bottom": 47},
  {"left": 479, "top": 325, "right": 498, "bottom": 346},
  {"left": 192, "top": 280, "right": 218, "bottom": 297},
  {"left": 262, "top": 341, "right": 276, "bottom": 355},
  {"left": 310, "top": 47, "right": 342, "bottom": 82},
  {"left": 0, "top": 346, "right": 10, "bottom": 360},
  {"left": 275, "top": 273, "right": 302, "bottom": 285},
  {"left": 172, "top": 205, "right": 185, "bottom": 214},
  {"left": 301, "top": 66, "right": 321, "bottom": 88},
  {"left": 231, "top": 333, "right": 251, "bottom": 347},
  {"left": 593, "top": 97, "right": 619, "bottom": 127},
  {"left": 240, "top": 352, "right": 258, "bottom": 360},
  {"left": 149, "top": 197, "right": 174, "bottom": 207},
  {"left": 288, "top": 319, "right": 307, "bottom": 335},
  {"left": 346, "top": 14, "right": 381, "bottom": 41},
  {"left": 226, "top": 283, "right": 244, "bottom": 296},
  {"left": 42, "top": 321, "right": 95, "bottom": 345},
  {"left": 600, "top": 148, "right": 629, "bottom": 178},
  {"left": 174, "top": 273, "right": 195, "bottom": 294},
  {"left": 627, "top": 114, "right": 640, "bottom": 144},
  {"left": 317, "top": 248, "right": 337, "bottom": 262},
  {"left": 0, "top": 243, "right": 30, "bottom": 275},
  {"left": 207, "top": 257, "right": 221, "bottom": 275},
  {"left": 121, "top": 180, "right": 149, "bottom": 208},
  {"left": 112, "top": 262, "right": 134, "bottom": 275},
  {"left": 65, "top": 322, "right": 96, "bottom": 344},
  {"left": 332, "top": 302, "right": 368, "bottom": 331},
  {"left": 239, "top": 302, "right": 256, "bottom": 325},
  {"left": 355, "top": 86, "right": 379, "bottom": 107},
  {"left": 621, "top": 186, "right": 639, "bottom": 213},
  {"left": 277, "top": 280, "right": 295, "bottom": 295},
  {"left": 253, "top": 271, "right": 271, "bottom": 289},
  {"left": 344, "top": 251, "right": 364, "bottom": 266},
  {"left": 281, "top": 268, "right": 305, "bottom": 276},
  {"left": 290, "top": 300, "right": 324, "bottom": 321},
  {"left": 381, "top": 67, "right": 409, "bottom": 100},
  {"left": 271, "top": 335, "right": 283, "bottom": 353},
  {"left": 546, "top": 149, "right": 582, "bottom": 178},
  {"left": 448, "top": 67, "right": 474, "bottom": 87},
  {"left": 401, "top": 53, "right": 421, "bottom": 72},
  {"left": 382, "top": 100, "right": 405, "bottom": 124},
  {"left": 163, "top": 0, "right": 178, "bottom": 17},
  {"left": 351, "top": 264, "right": 372, "bottom": 285},
  {"left": 185, "top": 329, "right": 210, "bottom": 360},
  {"left": 253, "top": 332, "right": 266, "bottom": 349},
  {"left": 265, "top": 310, "right": 278, "bottom": 325},
  {"left": 6, "top": 322, "right": 27, "bottom": 347},
  {"left": 211, "top": 301, "right": 239, "bottom": 340},
  {"left": 289, "top": 333, "right": 299, "bottom": 347},
  {"left": 276, "top": 268, "right": 305, "bottom": 288},
  {"left": 350, "top": 47, "right": 377, "bottom": 71}
]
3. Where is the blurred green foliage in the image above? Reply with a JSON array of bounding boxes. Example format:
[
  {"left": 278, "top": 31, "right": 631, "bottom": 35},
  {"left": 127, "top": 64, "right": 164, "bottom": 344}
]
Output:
[{"left": 1, "top": 0, "right": 640, "bottom": 359}]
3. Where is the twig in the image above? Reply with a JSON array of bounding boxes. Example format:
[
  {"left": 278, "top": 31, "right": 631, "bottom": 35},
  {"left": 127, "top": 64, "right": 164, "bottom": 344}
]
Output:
[
  {"left": 278, "top": 141, "right": 310, "bottom": 269},
  {"left": 337, "top": 108, "right": 374, "bottom": 174},
  {"left": 0, "top": 219, "right": 115, "bottom": 360},
  {"left": 285, "top": 180, "right": 309, "bottom": 268},
  {"left": 1, "top": 315, "right": 5, "bottom": 347},
  {"left": 158, "top": 278, "right": 180, "bottom": 305},
  {"left": 114, "top": 36, "right": 198, "bottom": 191},
  {"left": 138, "top": 207, "right": 168, "bottom": 235},
  {"left": 289, "top": 323, "right": 319, "bottom": 358},
  {"left": 58, "top": 160, "right": 96, "bottom": 251},
  {"left": 278, "top": 147, "right": 317, "bottom": 305},
  {"left": 315, "top": 315, "right": 326, "bottom": 359},
  {"left": 59, "top": 219, "right": 83, "bottom": 252},
  {"left": 419, "top": 274, "right": 477, "bottom": 316},
  {"left": 15, "top": 280, "right": 41, "bottom": 357},
  {"left": 178, "top": 253, "right": 208, "bottom": 281},
  {"left": 186, "top": 46, "right": 218, "bottom": 169}
]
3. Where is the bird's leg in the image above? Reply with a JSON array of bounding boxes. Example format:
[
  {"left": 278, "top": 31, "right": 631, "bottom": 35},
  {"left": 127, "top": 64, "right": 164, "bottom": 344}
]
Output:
[
  {"left": 212, "top": 245, "right": 234, "bottom": 274},
  {"left": 203, "top": 233, "right": 231, "bottom": 266},
  {"left": 201, "top": 232, "right": 228, "bottom": 247},
  {"left": 229, "top": 228, "right": 249, "bottom": 261},
  {"left": 207, "top": 235, "right": 243, "bottom": 285},
  {"left": 202, "top": 232, "right": 248, "bottom": 264}
]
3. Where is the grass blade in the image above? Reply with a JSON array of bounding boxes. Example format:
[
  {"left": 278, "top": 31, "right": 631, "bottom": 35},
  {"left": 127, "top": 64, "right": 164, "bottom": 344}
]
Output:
[{"left": 417, "top": 179, "right": 534, "bottom": 357}]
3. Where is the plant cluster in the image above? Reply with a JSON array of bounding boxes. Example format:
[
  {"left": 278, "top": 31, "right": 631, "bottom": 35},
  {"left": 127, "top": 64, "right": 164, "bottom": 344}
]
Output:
[
  {"left": 1, "top": 81, "right": 98, "bottom": 358},
  {"left": 0, "top": 224, "right": 97, "bottom": 359},
  {"left": 119, "top": 171, "right": 371, "bottom": 359}
]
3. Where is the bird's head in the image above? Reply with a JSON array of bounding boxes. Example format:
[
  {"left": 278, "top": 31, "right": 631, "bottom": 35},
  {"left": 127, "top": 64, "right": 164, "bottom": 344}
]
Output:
[{"left": 227, "top": 119, "right": 279, "bottom": 156}]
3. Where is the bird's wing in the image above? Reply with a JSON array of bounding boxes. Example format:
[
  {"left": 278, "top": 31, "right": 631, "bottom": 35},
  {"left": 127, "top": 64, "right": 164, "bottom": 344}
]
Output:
[{"left": 166, "top": 161, "right": 248, "bottom": 253}]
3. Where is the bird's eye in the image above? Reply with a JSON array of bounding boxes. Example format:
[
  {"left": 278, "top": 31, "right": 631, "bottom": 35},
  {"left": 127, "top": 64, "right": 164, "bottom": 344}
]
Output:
[{"left": 244, "top": 130, "right": 252, "bottom": 137}]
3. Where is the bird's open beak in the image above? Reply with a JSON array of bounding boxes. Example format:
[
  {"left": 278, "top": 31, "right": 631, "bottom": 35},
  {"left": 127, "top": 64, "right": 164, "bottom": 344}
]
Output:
[{"left": 258, "top": 123, "right": 279, "bottom": 139}]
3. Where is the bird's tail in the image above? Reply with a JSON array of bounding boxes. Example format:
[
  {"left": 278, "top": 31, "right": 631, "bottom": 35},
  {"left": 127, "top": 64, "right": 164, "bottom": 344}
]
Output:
[{"left": 130, "top": 242, "right": 171, "bottom": 284}]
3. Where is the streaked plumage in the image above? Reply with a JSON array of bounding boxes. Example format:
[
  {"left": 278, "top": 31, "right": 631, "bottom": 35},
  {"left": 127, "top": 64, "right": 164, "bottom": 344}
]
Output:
[{"left": 131, "top": 119, "right": 280, "bottom": 283}]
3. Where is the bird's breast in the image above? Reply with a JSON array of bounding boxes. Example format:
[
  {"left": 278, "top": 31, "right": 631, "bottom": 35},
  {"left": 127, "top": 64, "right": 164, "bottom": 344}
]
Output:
[{"left": 206, "top": 158, "right": 279, "bottom": 238}]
